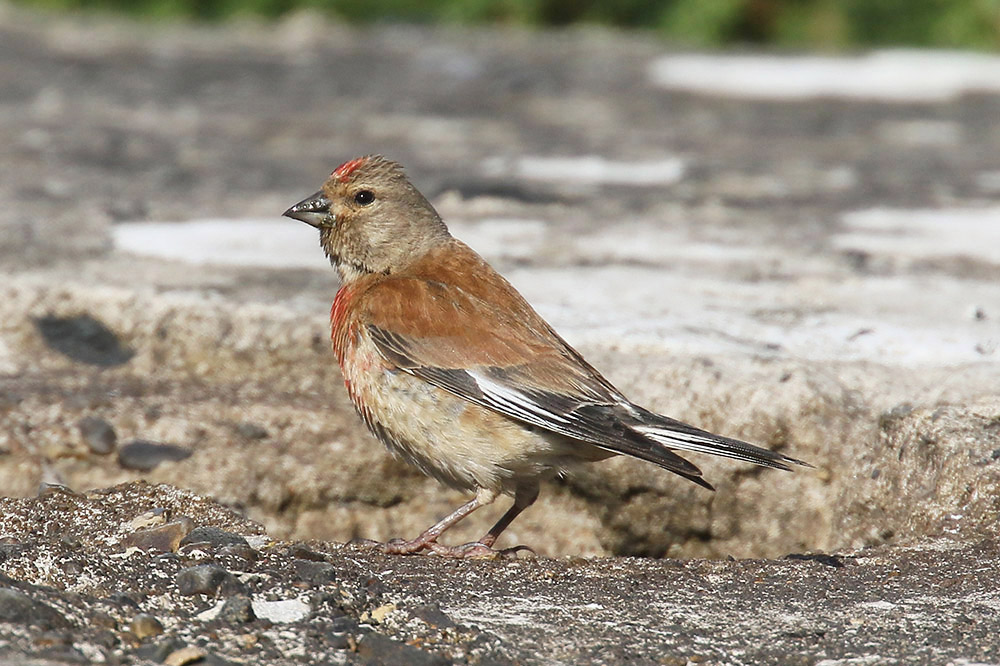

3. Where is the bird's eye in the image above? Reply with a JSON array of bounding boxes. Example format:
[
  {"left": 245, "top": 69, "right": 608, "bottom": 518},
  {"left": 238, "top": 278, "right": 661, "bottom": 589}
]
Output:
[{"left": 354, "top": 190, "right": 375, "bottom": 206}]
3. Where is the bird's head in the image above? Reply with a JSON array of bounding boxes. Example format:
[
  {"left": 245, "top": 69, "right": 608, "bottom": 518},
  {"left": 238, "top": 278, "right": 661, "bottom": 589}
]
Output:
[{"left": 284, "top": 155, "right": 450, "bottom": 282}]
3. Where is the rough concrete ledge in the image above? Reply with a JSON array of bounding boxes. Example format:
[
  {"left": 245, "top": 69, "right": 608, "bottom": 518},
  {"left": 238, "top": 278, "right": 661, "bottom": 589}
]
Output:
[
  {"left": 3, "top": 278, "right": 998, "bottom": 564},
  {"left": 0, "top": 482, "right": 997, "bottom": 666}
]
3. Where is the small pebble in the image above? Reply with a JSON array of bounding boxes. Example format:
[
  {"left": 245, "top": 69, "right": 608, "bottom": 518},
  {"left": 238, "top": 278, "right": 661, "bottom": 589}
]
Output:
[
  {"left": 0, "top": 542, "right": 27, "bottom": 564},
  {"left": 129, "top": 508, "right": 169, "bottom": 531},
  {"left": 125, "top": 518, "right": 194, "bottom": 553},
  {"left": 217, "top": 595, "right": 256, "bottom": 624},
  {"left": 234, "top": 422, "right": 269, "bottom": 440},
  {"left": 91, "top": 610, "right": 117, "bottom": 630},
  {"left": 325, "top": 616, "right": 359, "bottom": 650},
  {"left": 325, "top": 631, "right": 352, "bottom": 650},
  {"left": 251, "top": 597, "right": 311, "bottom": 623},
  {"left": 134, "top": 638, "right": 182, "bottom": 663},
  {"left": 77, "top": 416, "right": 117, "bottom": 454},
  {"left": 411, "top": 604, "right": 456, "bottom": 628},
  {"left": 130, "top": 613, "right": 164, "bottom": 639},
  {"left": 0, "top": 588, "right": 69, "bottom": 630},
  {"left": 34, "top": 314, "right": 134, "bottom": 367},
  {"left": 217, "top": 542, "right": 258, "bottom": 563},
  {"left": 117, "top": 440, "right": 192, "bottom": 471},
  {"left": 164, "top": 646, "right": 206, "bottom": 666},
  {"left": 293, "top": 559, "right": 337, "bottom": 585},
  {"left": 62, "top": 560, "right": 83, "bottom": 576},
  {"left": 363, "top": 603, "right": 396, "bottom": 625},
  {"left": 180, "top": 526, "right": 249, "bottom": 551},
  {"left": 36, "top": 481, "right": 77, "bottom": 497},
  {"left": 356, "top": 633, "right": 450, "bottom": 666},
  {"left": 107, "top": 593, "right": 141, "bottom": 610},
  {"left": 285, "top": 545, "right": 326, "bottom": 561},
  {"left": 176, "top": 564, "right": 235, "bottom": 596}
]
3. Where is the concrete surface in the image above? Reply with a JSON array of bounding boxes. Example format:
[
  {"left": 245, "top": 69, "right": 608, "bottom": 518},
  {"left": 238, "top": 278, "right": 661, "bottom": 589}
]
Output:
[{"left": 1, "top": 482, "right": 998, "bottom": 665}]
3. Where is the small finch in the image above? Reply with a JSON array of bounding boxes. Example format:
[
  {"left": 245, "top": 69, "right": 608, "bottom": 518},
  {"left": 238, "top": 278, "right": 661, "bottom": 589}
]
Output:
[{"left": 284, "top": 155, "right": 808, "bottom": 558}]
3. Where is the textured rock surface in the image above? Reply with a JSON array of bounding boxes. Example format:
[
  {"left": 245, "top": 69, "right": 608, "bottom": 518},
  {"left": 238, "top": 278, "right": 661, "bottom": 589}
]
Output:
[
  {"left": 0, "top": 482, "right": 998, "bottom": 665},
  {"left": 1, "top": 7, "right": 999, "bottom": 662}
]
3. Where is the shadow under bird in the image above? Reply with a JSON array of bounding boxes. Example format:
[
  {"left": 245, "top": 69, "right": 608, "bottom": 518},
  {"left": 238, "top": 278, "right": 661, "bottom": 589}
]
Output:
[{"left": 284, "top": 155, "right": 809, "bottom": 558}]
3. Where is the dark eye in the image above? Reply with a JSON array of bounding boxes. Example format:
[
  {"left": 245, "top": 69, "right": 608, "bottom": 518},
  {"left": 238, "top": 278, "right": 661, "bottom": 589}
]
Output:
[{"left": 354, "top": 190, "right": 375, "bottom": 206}]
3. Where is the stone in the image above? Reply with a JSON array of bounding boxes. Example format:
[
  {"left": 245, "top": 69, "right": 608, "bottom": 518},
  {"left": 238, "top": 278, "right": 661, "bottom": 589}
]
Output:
[
  {"left": 233, "top": 422, "right": 269, "bottom": 440},
  {"left": 130, "top": 613, "right": 164, "bottom": 639},
  {"left": 411, "top": 604, "right": 456, "bottom": 628},
  {"left": 323, "top": 616, "right": 358, "bottom": 648},
  {"left": 34, "top": 314, "right": 134, "bottom": 367},
  {"left": 91, "top": 610, "right": 117, "bottom": 630},
  {"left": 217, "top": 595, "right": 256, "bottom": 624},
  {"left": 0, "top": 588, "right": 69, "bottom": 630},
  {"left": 250, "top": 598, "right": 311, "bottom": 624},
  {"left": 180, "top": 526, "right": 250, "bottom": 550},
  {"left": 176, "top": 565, "right": 237, "bottom": 596},
  {"left": 356, "top": 633, "right": 450, "bottom": 666},
  {"left": 292, "top": 559, "right": 337, "bottom": 586},
  {"left": 164, "top": 646, "right": 207, "bottom": 666},
  {"left": 118, "top": 440, "right": 192, "bottom": 471},
  {"left": 125, "top": 518, "right": 195, "bottom": 553},
  {"left": 77, "top": 416, "right": 117, "bottom": 454},
  {"left": 129, "top": 508, "right": 169, "bottom": 530},
  {"left": 0, "top": 542, "right": 28, "bottom": 564},
  {"left": 362, "top": 603, "right": 396, "bottom": 625},
  {"left": 134, "top": 638, "right": 183, "bottom": 664}
]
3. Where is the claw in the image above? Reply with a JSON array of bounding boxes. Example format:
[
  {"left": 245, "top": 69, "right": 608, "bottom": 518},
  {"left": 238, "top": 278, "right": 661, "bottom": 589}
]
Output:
[
  {"left": 350, "top": 536, "right": 534, "bottom": 559},
  {"left": 426, "top": 541, "right": 535, "bottom": 560},
  {"left": 499, "top": 544, "right": 536, "bottom": 559},
  {"left": 346, "top": 538, "right": 384, "bottom": 549}
]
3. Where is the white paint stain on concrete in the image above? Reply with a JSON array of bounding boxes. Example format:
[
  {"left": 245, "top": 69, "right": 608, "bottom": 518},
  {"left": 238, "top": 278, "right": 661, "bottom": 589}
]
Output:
[
  {"left": 648, "top": 50, "right": 1000, "bottom": 102},
  {"left": 482, "top": 155, "right": 686, "bottom": 186}
]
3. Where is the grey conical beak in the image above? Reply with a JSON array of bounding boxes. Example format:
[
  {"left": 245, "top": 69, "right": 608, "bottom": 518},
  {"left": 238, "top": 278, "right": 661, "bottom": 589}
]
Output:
[{"left": 283, "top": 191, "right": 332, "bottom": 228}]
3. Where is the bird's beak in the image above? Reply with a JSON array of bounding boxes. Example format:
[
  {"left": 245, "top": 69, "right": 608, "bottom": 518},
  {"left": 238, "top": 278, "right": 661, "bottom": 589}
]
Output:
[{"left": 283, "top": 191, "right": 332, "bottom": 228}]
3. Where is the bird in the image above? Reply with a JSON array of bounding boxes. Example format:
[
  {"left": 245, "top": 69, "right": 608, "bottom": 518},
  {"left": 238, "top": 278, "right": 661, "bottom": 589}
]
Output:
[{"left": 284, "top": 155, "right": 809, "bottom": 558}]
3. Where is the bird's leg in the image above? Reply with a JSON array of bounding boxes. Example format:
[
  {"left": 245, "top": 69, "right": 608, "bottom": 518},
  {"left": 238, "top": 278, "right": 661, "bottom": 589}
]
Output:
[
  {"left": 428, "top": 483, "right": 539, "bottom": 559},
  {"left": 384, "top": 487, "right": 498, "bottom": 555},
  {"left": 479, "top": 482, "right": 538, "bottom": 548}
]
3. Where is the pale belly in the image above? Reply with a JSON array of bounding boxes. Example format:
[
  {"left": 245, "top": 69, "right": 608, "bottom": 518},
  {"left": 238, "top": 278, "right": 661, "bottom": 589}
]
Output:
[{"left": 339, "top": 337, "right": 608, "bottom": 494}]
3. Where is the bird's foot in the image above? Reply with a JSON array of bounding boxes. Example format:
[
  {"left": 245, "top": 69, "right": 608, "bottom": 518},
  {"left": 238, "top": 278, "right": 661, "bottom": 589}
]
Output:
[
  {"left": 383, "top": 537, "right": 437, "bottom": 555},
  {"left": 427, "top": 541, "right": 534, "bottom": 560},
  {"left": 366, "top": 537, "right": 535, "bottom": 559},
  {"left": 344, "top": 537, "right": 437, "bottom": 555}
]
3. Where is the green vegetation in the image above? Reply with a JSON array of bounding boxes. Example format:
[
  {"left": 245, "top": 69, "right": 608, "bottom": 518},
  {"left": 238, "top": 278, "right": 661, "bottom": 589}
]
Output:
[{"left": 15, "top": 0, "right": 1000, "bottom": 49}]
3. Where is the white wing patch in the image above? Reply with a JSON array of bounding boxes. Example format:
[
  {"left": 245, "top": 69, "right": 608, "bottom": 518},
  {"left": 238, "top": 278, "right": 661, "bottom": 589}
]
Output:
[{"left": 469, "top": 370, "right": 572, "bottom": 425}]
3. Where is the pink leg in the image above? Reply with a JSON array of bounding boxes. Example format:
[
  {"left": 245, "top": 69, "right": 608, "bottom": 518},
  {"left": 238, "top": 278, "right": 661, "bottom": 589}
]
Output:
[
  {"left": 384, "top": 487, "right": 499, "bottom": 555},
  {"left": 427, "top": 483, "right": 540, "bottom": 559},
  {"left": 479, "top": 483, "right": 539, "bottom": 547}
]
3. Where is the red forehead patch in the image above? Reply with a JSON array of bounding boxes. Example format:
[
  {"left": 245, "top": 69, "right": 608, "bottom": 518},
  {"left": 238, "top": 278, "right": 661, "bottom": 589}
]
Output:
[{"left": 331, "top": 157, "right": 367, "bottom": 182}]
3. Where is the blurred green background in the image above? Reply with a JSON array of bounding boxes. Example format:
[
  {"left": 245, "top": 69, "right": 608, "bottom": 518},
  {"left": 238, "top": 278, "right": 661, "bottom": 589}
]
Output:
[{"left": 13, "top": 0, "right": 1000, "bottom": 49}]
